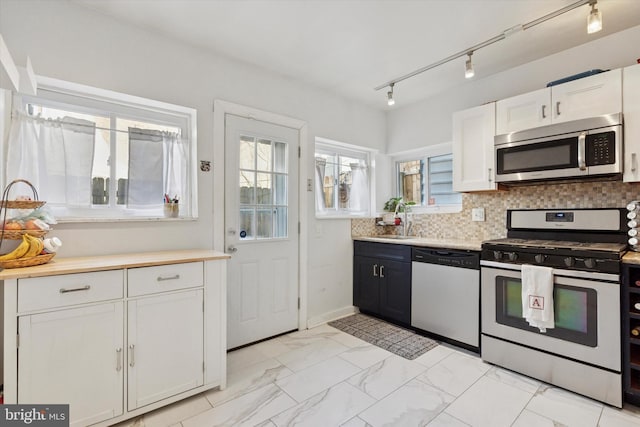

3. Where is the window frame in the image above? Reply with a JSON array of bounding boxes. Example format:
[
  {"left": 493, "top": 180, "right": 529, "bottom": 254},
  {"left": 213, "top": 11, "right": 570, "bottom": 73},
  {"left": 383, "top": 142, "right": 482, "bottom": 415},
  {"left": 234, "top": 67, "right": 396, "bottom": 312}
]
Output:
[
  {"left": 391, "top": 142, "right": 462, "bottom": 214},
  {"left": 9, "top": 76, "right": 198, "bottom": 222},
  {"left": 314, "top": 137, "right": 376, "bottom": 219}
]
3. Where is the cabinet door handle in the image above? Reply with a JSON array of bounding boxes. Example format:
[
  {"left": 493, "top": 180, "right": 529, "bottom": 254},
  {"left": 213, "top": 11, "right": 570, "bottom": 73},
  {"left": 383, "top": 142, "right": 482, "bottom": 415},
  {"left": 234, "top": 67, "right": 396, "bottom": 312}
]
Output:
[
  {"left": 59, "top": 285, "right": 91, "bottom": 294},
  {"left": 129, "top": 344, "right": 135, "bottom": 367},
  {"left": 373, "top": 264, "right": 378, "bottom": 277},
  {"left": 379, "top": 265, "right": 385, "bottom": 278},
  {"left": 116, "top": 348, "right": 122, "bottom": 372},
  {"left": 488, "top": 168, "right": 493, "bottom": 183},
  {"left": 541, "top": 104, "right": 547, "bottom": 119},
  {"left": 632, "top": 153, "right": 637, "bottom": 173},
  {"left": 556, "top": 101, "right": 561, "bottom": 116},
  {"left": 157, "top": 274, "right": 180, "bottom": 282}
]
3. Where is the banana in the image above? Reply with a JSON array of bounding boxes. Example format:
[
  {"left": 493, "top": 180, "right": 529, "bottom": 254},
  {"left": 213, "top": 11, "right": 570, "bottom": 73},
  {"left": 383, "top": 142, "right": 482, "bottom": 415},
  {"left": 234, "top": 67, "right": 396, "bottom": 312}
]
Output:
[
  {"left": 0, "top": 235, "right": 31, "bottom": 261},
  {"left": 23, "top": 234, "right": 44, "bottom": 258}
]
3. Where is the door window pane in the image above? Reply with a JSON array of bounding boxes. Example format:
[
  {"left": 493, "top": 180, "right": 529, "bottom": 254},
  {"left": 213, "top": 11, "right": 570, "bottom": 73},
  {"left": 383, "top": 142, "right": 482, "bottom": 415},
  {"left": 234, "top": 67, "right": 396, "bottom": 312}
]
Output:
[
  {"left": 256, "top": 209, "right": 273, "bottom": 239},
  {"left": 256, "top": 173, "right": 272, "bottom": 205},
  {"left": 274, "top": 142, "right": 287, "bottom": 173},
  {"left": 239, "top": 137, "right": 255, "bottom": 170},
  {"left": 239, "top": 171, "right": 255, "bottom": 204},
  {"left": 274, "top": 207, "right": 288, "bottom": 238},
  {"left": 239, "top": 208, "right": 254, "bottom": 240},
  {"left": 274, "top": 174, "right": 287, "bottom": 205},
  {"left": 257, "top": 139, "right": 272, "bottom": 171}
]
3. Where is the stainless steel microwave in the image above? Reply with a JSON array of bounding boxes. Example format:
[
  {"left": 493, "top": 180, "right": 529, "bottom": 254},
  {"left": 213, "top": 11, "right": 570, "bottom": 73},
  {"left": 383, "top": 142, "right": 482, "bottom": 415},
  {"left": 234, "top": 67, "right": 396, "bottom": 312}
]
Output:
[{"left": 494, "top": 114, "right": 622, "bottom": 183}]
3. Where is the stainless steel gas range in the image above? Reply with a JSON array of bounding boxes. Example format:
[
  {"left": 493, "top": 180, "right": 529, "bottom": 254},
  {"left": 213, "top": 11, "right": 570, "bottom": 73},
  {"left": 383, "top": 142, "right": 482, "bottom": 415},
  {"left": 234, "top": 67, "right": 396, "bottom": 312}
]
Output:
[{"left": 480, "top": 208, "right": 627, "bottom": 407}]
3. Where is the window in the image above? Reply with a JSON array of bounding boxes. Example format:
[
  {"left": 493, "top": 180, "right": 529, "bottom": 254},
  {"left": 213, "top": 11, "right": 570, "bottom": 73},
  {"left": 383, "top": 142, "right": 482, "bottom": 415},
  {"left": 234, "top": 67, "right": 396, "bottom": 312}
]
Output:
[
  {"left": 6, "top": 77, "right": 197, "bottom": 221},
  {"left": 393, "top": 143, "right": 461, "bottom": 212},
  {"left": 239, "top": 136, "right": 288, "bottom": 240},
  {"left": 315, "top": 138, "right": 373, "bottom": 217}
]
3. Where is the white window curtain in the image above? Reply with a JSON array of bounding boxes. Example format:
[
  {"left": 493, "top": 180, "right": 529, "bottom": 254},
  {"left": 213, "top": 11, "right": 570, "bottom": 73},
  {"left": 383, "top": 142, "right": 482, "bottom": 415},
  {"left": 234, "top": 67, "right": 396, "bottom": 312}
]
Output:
[
  {"left": 127, "top": 128, "right": 186, "bottom": 208},
  {"left": 314, "top": 157, "right": 326, "bottom": 213},
  {"left": 6, "top": 113, "right": 95, "bottom": 205},
  {"left": 350, "top": 162, "right": 369, "bottom": 213}
]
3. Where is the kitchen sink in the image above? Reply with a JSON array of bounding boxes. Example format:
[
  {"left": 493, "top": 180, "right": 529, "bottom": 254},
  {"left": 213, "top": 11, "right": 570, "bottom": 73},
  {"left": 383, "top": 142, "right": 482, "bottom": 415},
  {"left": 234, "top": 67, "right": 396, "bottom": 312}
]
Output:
[{"left": 377, "top": 235, "right": 415, "bottom": 240}]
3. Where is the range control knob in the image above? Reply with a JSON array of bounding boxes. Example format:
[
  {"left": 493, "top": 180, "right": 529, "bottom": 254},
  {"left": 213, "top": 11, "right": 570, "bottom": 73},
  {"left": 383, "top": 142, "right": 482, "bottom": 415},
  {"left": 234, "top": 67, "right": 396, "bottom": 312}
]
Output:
[
  {"left": 507, "top": 252, "right": 518, "bottom": 261},
  {"left": 584, "top": 258, "right": 596, "bottom": 269},
  {"left": 534, "top": 254, "right": 547, "bottom": 263},
  {"left": 564, "top": 257, "right": 575, "bottom": 267},
  {"left": 493, "top": 251, "right": 503, "bottom": 260}
]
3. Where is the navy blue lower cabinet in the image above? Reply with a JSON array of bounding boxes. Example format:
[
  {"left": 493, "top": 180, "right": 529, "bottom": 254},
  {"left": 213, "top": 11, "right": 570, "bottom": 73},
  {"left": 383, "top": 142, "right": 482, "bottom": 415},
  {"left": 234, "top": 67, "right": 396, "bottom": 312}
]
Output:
[{"left": 353, "top": 241, "right": 411, "bottom": 326}]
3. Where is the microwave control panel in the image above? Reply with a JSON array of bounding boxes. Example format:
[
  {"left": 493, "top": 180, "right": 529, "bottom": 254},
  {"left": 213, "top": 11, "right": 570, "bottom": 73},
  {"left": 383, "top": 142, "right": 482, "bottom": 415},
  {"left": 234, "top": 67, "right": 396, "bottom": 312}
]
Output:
[{"left": 586, "top": 131, "right": 616, "bottom": 166}]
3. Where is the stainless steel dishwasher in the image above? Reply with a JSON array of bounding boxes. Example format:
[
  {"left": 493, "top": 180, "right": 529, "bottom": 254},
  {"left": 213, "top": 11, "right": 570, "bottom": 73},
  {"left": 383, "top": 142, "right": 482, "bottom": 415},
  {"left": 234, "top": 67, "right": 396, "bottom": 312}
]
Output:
[{"left": 411, "top": 247, "right": 480, "bottom": 351}]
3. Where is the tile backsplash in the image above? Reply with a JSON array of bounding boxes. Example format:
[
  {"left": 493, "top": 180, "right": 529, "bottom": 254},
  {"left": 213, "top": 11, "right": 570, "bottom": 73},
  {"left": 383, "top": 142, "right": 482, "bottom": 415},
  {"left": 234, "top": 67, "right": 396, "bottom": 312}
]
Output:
[{"left": 352, "top": 180, "right": 640, "bottom": 241}]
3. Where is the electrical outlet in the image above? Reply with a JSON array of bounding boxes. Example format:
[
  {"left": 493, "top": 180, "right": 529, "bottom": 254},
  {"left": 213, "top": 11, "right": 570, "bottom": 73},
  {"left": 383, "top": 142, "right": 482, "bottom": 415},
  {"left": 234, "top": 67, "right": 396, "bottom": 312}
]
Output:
[{"left": 471, "top": 207, "right": 485, "bottom": 222}]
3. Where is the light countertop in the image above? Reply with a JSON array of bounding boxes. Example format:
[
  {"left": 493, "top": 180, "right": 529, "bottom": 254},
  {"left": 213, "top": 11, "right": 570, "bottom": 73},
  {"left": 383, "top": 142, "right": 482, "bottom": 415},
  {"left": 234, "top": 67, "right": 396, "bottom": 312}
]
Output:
[
  {"left": 0, "top": 249, "right": 229, "bottom": 280},
  {"left": 354, "top": 235, "right": 482, "bottom": 251}
]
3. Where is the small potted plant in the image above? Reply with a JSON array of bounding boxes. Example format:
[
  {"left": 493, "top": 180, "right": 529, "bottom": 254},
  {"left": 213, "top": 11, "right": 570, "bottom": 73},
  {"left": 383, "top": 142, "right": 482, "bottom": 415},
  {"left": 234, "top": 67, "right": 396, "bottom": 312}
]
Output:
[{"left": 383, "top": 197, "right": 415, "bottom": 224}]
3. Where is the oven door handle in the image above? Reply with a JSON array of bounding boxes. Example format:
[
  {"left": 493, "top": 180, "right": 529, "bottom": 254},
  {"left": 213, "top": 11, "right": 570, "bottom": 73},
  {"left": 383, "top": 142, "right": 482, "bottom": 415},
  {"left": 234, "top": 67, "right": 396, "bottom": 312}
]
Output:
[
  {"left": 578, "top": 132, "right": 587, "bottom": 171},
  {"left": 480, "top": 260, "right": 619, "bottom": 282}
]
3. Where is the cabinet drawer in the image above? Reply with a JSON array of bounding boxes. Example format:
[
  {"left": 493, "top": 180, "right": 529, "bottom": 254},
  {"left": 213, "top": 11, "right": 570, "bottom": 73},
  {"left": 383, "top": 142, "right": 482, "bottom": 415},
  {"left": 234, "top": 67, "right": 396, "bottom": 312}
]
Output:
[
  {"left": 127, "top": 262, "right": 203, "bottom": 297},
  {"left": 18, "top": 270, "right": 124, "bottom": 312},
  {"left": 354, "top": 241, "right": 411, "bottom": 262}
]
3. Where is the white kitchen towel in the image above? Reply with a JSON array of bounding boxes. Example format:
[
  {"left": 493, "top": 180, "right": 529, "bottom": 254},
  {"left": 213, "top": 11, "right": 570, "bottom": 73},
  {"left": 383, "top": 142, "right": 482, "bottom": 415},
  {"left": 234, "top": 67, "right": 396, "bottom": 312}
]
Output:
[{"left": 521, "top": 264, "right": 555, "bottom": 333}]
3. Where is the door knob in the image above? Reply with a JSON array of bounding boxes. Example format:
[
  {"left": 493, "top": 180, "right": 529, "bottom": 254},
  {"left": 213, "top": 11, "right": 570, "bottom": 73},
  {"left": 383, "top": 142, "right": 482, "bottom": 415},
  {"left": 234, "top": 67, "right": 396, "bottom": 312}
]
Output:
[{"left": 227, "top": 245, "right": 238, "bottom": 253}]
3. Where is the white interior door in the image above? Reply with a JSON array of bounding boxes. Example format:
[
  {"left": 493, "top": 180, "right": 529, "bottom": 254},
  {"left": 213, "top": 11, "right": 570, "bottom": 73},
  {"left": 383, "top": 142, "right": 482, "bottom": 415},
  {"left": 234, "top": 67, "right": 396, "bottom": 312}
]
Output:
[{"left": 225, "top": 114, "right": 299, "bottom": 349}]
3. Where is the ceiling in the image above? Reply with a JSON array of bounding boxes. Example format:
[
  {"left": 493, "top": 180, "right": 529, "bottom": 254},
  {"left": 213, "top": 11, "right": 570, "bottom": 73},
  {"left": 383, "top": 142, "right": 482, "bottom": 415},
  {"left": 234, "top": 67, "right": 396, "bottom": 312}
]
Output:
[{"left": 72, "top": 0, "right": 640, "bottom": 110}]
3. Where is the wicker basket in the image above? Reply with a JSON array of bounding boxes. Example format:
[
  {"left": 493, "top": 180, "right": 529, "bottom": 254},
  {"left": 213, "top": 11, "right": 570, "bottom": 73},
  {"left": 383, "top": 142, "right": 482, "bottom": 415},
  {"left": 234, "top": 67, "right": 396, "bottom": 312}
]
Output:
[
  {"left": 0, "top": 252, "right": 55, "bottom": 269},
  {"left": 0, "top": 200, "right": 46, "bottom": 209},
  {"left": 0, "top": 229, "right": 49, "bottom": 240}
]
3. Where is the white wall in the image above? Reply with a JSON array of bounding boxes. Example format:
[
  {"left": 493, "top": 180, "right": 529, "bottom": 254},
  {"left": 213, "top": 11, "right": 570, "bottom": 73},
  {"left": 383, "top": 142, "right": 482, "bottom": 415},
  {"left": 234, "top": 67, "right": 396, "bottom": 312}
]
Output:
[
  {"left": 0, "top": 0, "right": 386, "bottom": 324},
  {"left": 386, "top": 24, "right": 640, "bottom": 155}
]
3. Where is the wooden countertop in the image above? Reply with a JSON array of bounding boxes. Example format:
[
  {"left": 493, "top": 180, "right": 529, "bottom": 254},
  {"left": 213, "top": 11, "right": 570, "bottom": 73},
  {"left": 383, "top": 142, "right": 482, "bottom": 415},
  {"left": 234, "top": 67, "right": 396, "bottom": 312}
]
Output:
[
  {"left": 354, "top": 235, "right": 483, "bottom": 252},
  {"left": 624, "top": 251, "right": 640, "bottom": 265},
  {"left": 0, "top": 249, "right": 230, "bottom": 279}
]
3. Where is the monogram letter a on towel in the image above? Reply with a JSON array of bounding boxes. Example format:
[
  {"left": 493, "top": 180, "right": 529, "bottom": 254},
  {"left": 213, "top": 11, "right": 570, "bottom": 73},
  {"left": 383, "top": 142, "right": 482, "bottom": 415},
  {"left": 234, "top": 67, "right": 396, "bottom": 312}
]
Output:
[{"left": 521, "top": 264, "right": 555, "bottom": 332}]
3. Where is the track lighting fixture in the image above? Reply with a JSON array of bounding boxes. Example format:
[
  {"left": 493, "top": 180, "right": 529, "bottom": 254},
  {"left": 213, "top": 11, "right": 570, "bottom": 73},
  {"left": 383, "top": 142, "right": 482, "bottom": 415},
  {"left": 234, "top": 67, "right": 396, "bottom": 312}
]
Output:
[
  {"left": 387, "top": 83, "right": 395, "bottom": 106},
  {"left": 587, "top": 0, "right": 602, "bottom": 34},
  {"left": 375, "top": 0, "right": 605, "bottom": 106},
  {"left": 465, "top": 53, "right": 475, "bottom": 79}
]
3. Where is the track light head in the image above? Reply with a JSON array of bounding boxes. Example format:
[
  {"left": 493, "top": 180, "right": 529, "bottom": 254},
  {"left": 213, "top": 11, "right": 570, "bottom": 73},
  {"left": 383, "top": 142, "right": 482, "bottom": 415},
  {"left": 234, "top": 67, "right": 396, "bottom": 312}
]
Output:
[
  {"left": 465, "top": 53, "right": 475, "bottom": 79},
  {"left": 587, "top": 0, "right": 602, "bottom": 34},
  {"left": 387, "top": 84, "right": 395, "bottom": 106}
]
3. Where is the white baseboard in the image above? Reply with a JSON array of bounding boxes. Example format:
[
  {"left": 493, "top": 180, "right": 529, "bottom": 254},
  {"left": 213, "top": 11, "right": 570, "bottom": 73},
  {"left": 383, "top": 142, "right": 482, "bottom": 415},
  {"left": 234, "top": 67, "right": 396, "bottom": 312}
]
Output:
[{"left": 307, "top": 306, "right": 358, "bottom": 329}]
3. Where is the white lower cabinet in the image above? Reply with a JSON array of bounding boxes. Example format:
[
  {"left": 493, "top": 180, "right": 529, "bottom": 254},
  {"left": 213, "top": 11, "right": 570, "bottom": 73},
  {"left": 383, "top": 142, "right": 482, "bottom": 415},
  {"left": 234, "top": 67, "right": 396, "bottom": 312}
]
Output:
[
  {"left": 127, "top": 289, "right": 204, "bottom": 410},
  {"left": 3, "top": 252, "right": 228, "bottom": 427},
  {"left": 18, "top": 303, "right": 124, "bottom": 427}
]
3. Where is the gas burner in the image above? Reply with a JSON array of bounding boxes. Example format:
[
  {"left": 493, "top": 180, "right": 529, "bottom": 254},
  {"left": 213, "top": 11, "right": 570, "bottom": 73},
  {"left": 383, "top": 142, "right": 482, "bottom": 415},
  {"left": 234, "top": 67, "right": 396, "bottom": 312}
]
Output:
[{"left": 481, "top": 208, "right": 628, "bottom": 274}]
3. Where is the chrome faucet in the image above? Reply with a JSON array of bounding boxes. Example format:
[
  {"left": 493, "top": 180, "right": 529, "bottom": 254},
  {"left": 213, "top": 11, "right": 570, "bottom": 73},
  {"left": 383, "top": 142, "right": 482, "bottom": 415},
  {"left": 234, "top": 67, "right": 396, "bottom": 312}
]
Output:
[{"left": 395, "top": 200, "right": 412, "bottom": 237}]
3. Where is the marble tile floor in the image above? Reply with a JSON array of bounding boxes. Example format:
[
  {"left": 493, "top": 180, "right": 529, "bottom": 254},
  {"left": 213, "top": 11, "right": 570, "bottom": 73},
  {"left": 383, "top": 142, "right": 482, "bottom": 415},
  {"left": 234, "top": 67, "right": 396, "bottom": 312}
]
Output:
[{"left": 117, "top": 323, "right": 640, "bottom": 427}]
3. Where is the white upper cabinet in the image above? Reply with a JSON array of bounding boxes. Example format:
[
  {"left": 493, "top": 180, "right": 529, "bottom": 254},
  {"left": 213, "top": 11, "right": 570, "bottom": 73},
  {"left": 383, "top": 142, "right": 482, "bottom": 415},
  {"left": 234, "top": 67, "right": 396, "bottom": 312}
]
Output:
[
  {"left": 551, "top": 69, "right": 622, "bottom": 123},
  {"left": 496, "top": 69, "right": 622, "bottom": 134},
  {"left": 496, "top": 88, "right": 551, "bottom": 134},
  {"left": 624, "top": 63, "right": 640, "bottom": 182},
  {"left": 453, "top": 102, "right": 496, "bottom": 192}
]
